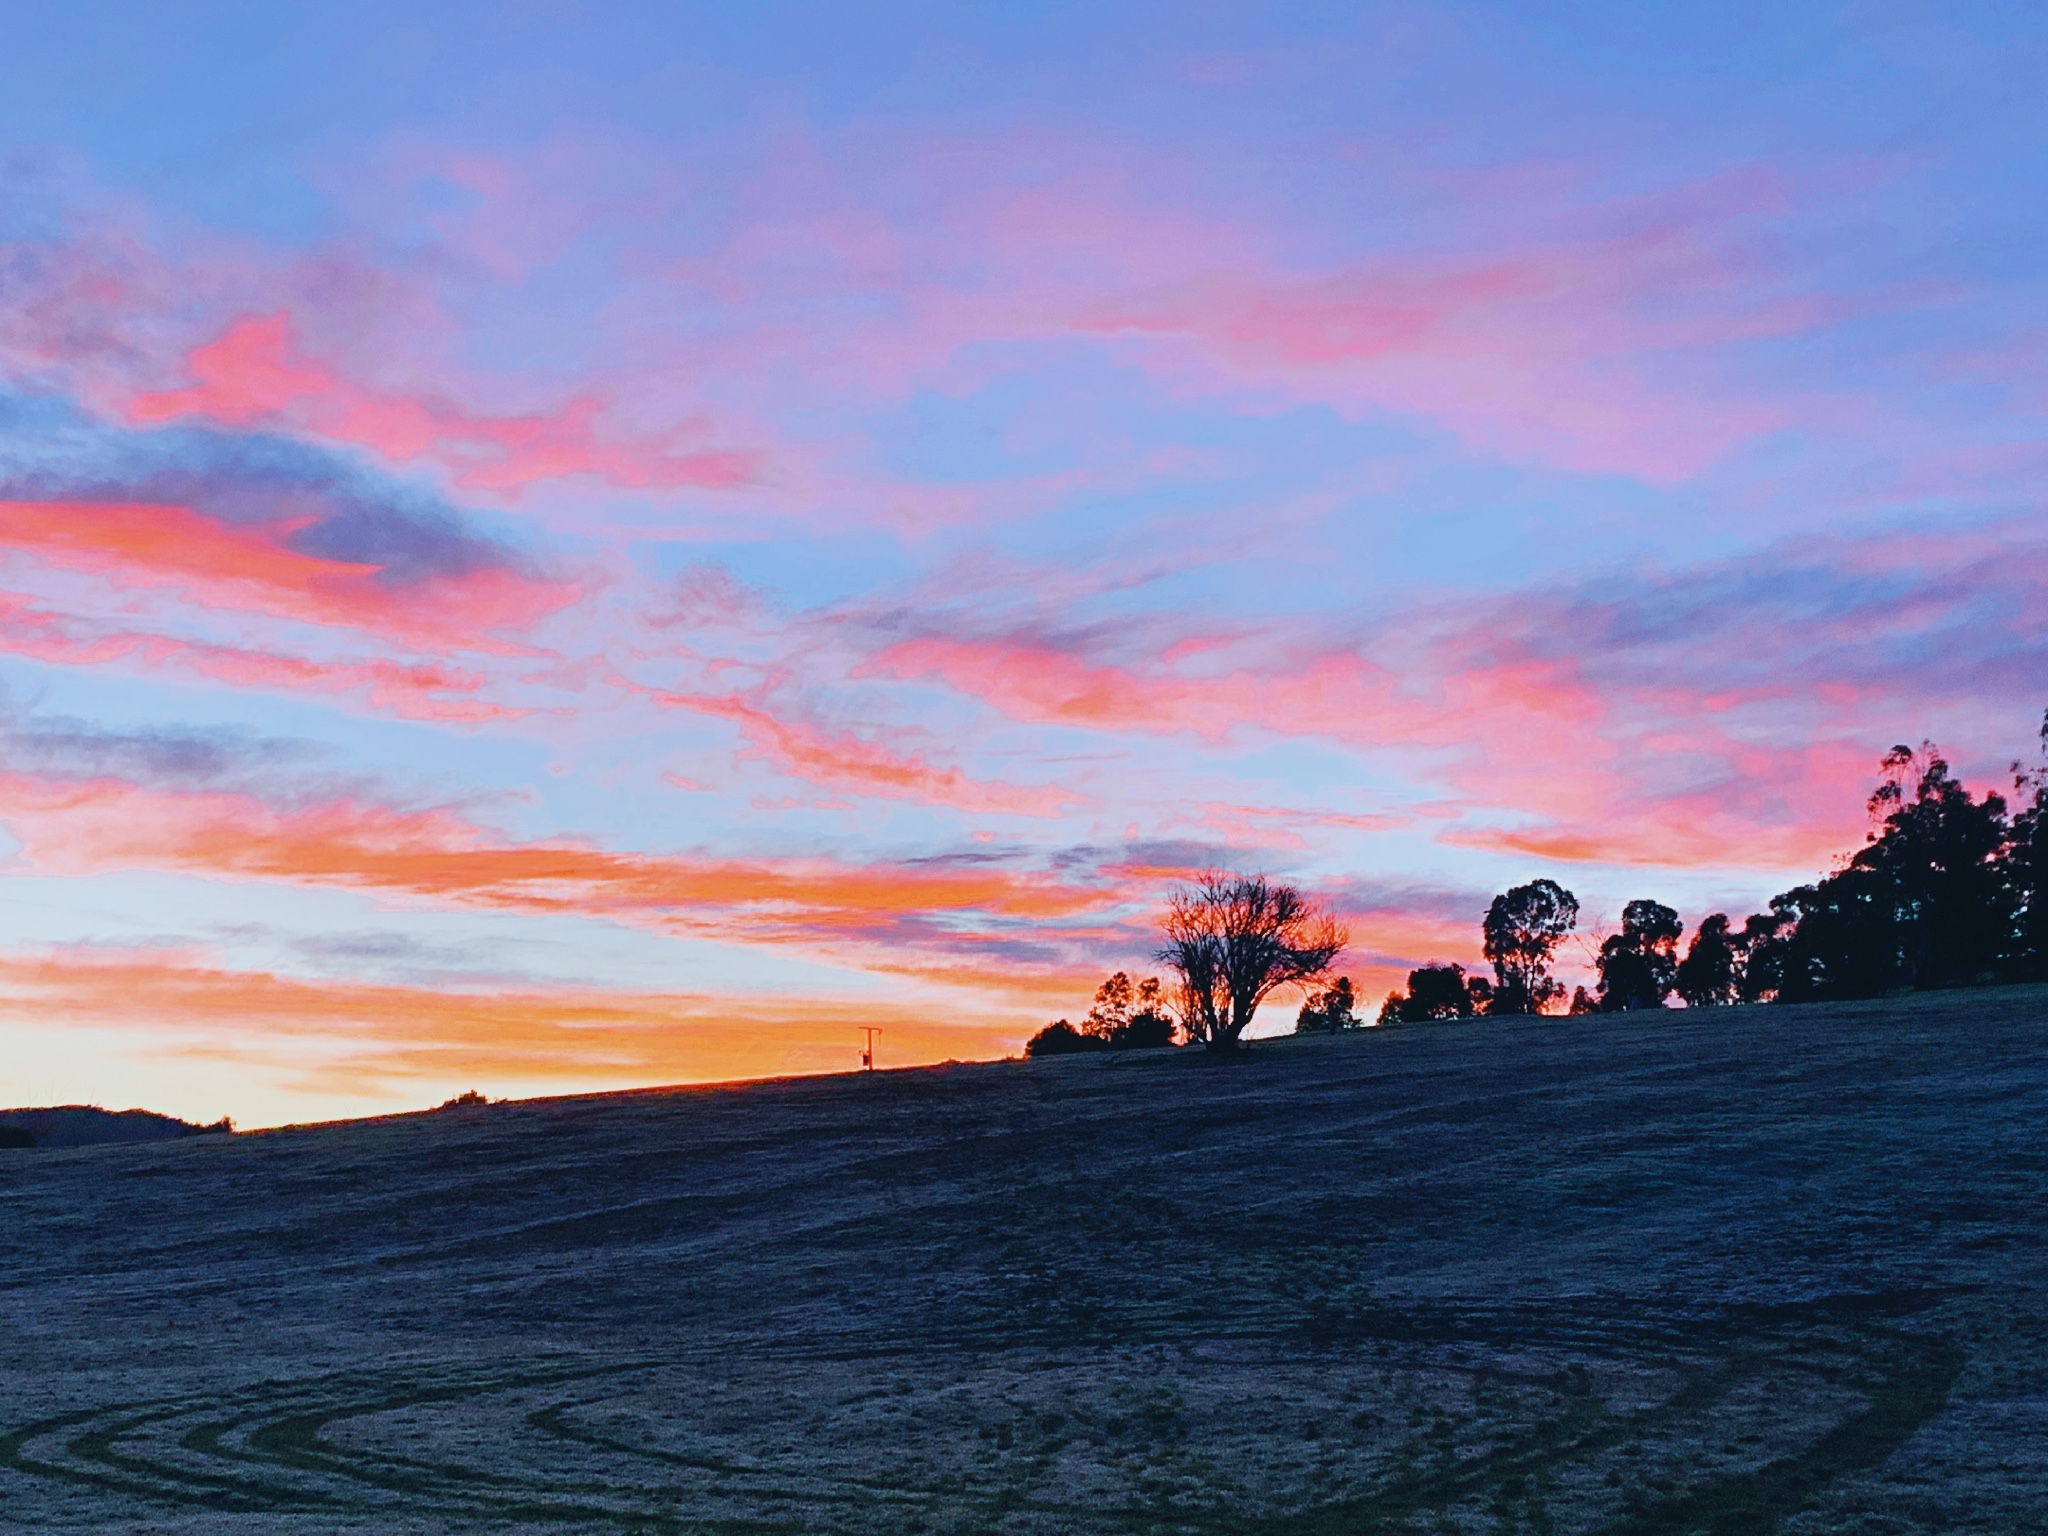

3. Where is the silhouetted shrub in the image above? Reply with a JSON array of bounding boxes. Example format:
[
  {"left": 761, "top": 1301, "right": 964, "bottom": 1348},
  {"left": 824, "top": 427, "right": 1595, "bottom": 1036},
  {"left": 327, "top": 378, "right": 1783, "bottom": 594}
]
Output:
[
  {"left": 1295, "top": 976, "right": 1361, "bottom": 1032},
  {"left": 1111, "top": 1010, "right": 1177, "bottom": 1049},
  {"left": 1377, "top": 964, "right": 1487, "bottom": 1024},
  {"left": 1082, "top": 972, "right": 1181, "bottom": 1048},
  {"left": 1026, "top": 1020, "right": 1101, "bottom": 1057},
  {"left": 439, "top": 1090, "right": 490, "bottom": 1109},
  {"left": 0, "top": 1125, "right": 33, "bottom": 1149},
  {"left": 1400, "top": 964, "right": 1475, "bottom": 1022}
]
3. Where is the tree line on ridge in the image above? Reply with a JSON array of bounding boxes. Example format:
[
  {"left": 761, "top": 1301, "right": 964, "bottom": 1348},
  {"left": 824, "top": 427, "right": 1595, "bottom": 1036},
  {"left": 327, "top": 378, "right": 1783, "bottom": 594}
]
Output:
[{"left": 1028, "top": 725, "right": 2048, "bottom": 1055}]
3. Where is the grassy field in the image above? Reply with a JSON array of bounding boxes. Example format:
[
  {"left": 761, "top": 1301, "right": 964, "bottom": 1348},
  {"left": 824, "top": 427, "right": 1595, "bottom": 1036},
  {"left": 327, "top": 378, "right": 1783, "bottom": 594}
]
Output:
[{"left": 3, "top": 990, "right": 2047, "bottom": 1533}]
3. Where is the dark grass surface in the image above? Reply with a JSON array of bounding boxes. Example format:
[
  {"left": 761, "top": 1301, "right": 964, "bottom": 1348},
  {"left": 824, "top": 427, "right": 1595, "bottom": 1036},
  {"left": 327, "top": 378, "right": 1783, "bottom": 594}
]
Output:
[{"left": 3, "top": 989, "right": 2047, "bottom": 1531}]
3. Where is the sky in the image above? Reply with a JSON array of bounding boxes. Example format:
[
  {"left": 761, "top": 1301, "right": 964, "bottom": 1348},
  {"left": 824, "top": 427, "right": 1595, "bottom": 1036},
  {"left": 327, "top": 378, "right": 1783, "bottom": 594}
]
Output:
[{"left": 1, "top": 1, "right": 2046, "bottom": 1126}]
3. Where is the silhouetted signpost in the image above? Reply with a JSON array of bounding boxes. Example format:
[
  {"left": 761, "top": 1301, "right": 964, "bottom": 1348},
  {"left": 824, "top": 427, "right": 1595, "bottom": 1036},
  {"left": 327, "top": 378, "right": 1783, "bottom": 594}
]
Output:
[{"left": 861, "top": 1027, "right": 881, "bottom": 1071}]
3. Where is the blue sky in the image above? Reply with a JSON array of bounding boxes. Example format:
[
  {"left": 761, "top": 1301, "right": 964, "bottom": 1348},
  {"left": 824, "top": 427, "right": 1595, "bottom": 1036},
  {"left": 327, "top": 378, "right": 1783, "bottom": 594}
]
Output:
[{"left": 0, "top": 1, "right": 2044, "bottom": 1124}]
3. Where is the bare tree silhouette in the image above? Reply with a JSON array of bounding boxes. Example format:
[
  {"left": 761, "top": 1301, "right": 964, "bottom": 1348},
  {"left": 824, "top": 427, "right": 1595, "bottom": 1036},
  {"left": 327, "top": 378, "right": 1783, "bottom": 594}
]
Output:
[{"left": 1157, "top": 872, "right": 1346, "bottom": 1050}]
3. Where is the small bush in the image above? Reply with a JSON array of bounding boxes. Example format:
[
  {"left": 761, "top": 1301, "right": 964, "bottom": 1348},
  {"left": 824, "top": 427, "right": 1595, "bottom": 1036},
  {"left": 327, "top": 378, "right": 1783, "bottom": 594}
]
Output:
[
  {"left": 1110, "top": 1010, "right": 1176, "bottom": 1049},
  {"left": 1025, "top": 1020, "right": 1101, "bottom": 1057},
  {"left": 1381, "top": 964, "right": 1490, "bottom": 1023},
  {"left": 1296, "top": 976, "right": 1361, "bottom": 1032},
  {"left": 1080, "top": 973, "right": 1182, "bottom": 1049},
  {"left": 0, "top": 1125, "right": 34, "bottom": 1150}
]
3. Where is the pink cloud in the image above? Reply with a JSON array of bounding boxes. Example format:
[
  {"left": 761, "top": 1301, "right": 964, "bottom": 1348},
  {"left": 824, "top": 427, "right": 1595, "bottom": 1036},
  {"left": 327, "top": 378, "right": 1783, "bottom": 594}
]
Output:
[
  {"left": 642, "top": 144, "right": 1853, "bottom": 483},
  {"left": 127, "top": 312, "right": 759, "bottom": 495},
  {"left": 3, "top": 136, "right": 2022, "bottom": 906},
  {"left": 861, "top": 605, "right": 1915, "bottom": 874},
  {"left": 1187, "top": 801, "right": 1409, "bottom": 849},
  {"left": 1429, "top": 728, "right": 1875, "bottom": 874},
  {"left": 5, "top": 141, "right": 1928, "bottom": 538},
  {"left": 865, "top": 637, "right": 1347, "bottom": 748},
  {"left": 653, "top": 689, "right": 1084, "bottom": 816},
  {"left": 866, "top": 637, "right": 1168, "bottom": 728},
  {"left": 0, "top": 589, "right": 520, "bottom": 722},
  {"left": 1072, "top": 224, "right": 1811, "bottom": 481},
  {"left": 865, "top": 632, "right": 1571, "bottom": 757}
]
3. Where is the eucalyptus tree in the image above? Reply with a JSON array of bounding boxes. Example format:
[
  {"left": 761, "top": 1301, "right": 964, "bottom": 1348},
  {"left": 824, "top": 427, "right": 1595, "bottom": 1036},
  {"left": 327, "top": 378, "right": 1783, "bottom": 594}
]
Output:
[{"left": 1481, "top": 879, "right": 1580, "bottom": 1015}]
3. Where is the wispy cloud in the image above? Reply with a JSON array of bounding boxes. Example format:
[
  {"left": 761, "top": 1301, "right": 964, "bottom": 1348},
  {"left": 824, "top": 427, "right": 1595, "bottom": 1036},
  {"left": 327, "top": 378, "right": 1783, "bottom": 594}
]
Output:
[
  {"left": 651, "top": 687, "right": 1084, "bottom": 816},
  {"left": 128, "top": 312, "right": 760, "bottom": 495},
  {"left": 0, "top": 763, "right": 1122, "bottom": 957}
]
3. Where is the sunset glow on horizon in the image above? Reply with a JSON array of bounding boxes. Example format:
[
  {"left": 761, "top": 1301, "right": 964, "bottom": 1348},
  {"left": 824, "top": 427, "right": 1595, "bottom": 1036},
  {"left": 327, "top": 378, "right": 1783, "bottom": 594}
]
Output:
[{"left": 3, "top": 3, "right": 2046, "bottom": 1125}]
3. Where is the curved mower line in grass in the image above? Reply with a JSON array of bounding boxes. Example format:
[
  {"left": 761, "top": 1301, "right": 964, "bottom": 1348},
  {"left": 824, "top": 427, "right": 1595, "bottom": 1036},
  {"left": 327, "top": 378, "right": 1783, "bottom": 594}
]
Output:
[{"left": 0, "top": 1302, "right": 1964, "bottom": 1532}]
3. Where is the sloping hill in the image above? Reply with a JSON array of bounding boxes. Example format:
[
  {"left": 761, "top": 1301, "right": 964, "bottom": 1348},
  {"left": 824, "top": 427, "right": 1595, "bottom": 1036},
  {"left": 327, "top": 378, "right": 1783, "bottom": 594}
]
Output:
[
  {"left": 0, "top": 1104, "right": 228, "bottom": 1149},
  {"left": 1, "top": 991, "right": 2045, "bottom": 1532}
]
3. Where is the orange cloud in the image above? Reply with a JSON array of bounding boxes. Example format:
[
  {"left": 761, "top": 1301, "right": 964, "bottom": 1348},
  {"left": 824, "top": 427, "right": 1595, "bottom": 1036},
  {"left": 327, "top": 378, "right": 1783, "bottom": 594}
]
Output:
[
  {"left": 129, "top": 312, "right": 757, "bottom": 495},
  {"left": 0, "top": 947, "right": 1025, "bottom": 1116},
  {"left": 0, "top": 496, "right": 374, "bottom": 604},
  {"left": 0, "top": 773, "right": 1113, "bottom": 947},
  {"left": 654, "top": 690, "right": 1083, "bottom": 815},
  {"left": 0, "top": 770, "right": 1502, "bottom": 1092}
]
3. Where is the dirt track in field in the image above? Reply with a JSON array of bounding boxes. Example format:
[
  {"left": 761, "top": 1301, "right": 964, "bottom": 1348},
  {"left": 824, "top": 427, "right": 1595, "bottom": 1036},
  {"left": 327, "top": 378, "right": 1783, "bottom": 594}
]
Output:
[{"left": 4, "top": 990, "right": 2047, "bottom": 1532}]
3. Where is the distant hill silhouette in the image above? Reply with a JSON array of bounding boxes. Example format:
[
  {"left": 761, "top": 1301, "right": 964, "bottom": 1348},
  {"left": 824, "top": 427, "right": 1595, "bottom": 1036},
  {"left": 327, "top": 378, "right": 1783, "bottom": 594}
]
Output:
[{"left": 0, "top": 1106, "right": 231, "bottom": 1149}]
